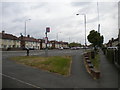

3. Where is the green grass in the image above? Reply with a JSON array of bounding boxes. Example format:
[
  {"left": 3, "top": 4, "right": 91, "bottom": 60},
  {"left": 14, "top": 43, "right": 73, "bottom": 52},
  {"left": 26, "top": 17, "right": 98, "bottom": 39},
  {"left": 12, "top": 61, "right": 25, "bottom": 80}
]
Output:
[
  {"left": 10, "top": 56, "right": 72, "bottom": 76},
  {"left": 90, "top": 53, "right": 100, "bottom": 70}
]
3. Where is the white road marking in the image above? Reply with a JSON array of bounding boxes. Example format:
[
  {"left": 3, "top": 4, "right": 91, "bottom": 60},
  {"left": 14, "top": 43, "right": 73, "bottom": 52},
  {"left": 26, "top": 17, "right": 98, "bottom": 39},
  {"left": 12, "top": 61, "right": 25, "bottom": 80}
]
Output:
[{"left": 0, "top": 73, "right": 42, "bottom": 88}]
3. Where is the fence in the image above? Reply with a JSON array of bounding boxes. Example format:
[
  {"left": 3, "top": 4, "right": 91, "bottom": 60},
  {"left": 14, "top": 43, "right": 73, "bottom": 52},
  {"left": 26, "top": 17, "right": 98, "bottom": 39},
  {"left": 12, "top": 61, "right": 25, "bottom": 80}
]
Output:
[{"left": 102, "top": 47, "right": 120, "bottom": 69}]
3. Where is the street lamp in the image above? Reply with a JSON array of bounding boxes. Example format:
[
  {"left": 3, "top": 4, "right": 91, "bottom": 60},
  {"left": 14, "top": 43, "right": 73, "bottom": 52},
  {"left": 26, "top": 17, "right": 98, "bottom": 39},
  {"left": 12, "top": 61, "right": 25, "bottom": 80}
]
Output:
[
  {"left": 25, "top": 19, "right": 31, "bottom": 37},
  {"left": 56, "top": 32, "right": 61, "bottom": 41},
  {"left": 56, "top": 32, "right": 61, "bottom": 48},
  {"left": 76, "top": 13, "right": 87, "bottom": 47}
]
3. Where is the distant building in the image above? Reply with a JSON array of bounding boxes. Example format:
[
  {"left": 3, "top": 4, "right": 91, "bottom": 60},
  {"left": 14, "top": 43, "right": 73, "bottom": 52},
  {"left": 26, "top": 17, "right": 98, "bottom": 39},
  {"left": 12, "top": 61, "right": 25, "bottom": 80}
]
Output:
[
  {"left": 19, "top": 35, "right": 40, "bottom": 49},
  {"left": 50, "top": 40, "right": 58, "bottom": 49},
  {"left": 0, "top": 31, "right": 20, "bottom": 50},
  {"left": 50, "top": 40, "right": 68, "bottom": 49},
  {"left": 38, "top": 39, "right": 46, "bottom": 49},
  {"left": 47, "top": 41, "right": 52, "bottom": 48},
  {"left": 0, "top": 31, "right": 69, "bottom": 50},
  {"left": 106, "top": 38, "right": 118, "bottom": 47}
]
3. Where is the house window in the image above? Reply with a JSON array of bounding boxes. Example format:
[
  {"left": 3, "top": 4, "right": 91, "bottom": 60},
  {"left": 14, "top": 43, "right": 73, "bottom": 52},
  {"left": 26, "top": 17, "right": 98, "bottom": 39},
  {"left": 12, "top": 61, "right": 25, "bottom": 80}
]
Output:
[
  {"left": 4, "top": 45, "right": 7, "bottom": 48},
  {"left": 9, "top": 45, "right": 11, "bottom": 48},
  {"left": 17, "top": 45, "right": 19, "bottom": 48},
  {"left": 13, "top": 45, "right": 15, "bottom": 48}
]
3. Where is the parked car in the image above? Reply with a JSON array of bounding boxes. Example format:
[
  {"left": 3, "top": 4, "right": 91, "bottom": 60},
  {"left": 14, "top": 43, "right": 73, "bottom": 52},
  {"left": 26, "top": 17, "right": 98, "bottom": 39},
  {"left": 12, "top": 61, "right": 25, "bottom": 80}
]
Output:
[
  {"left": 64, "top": 47, "right": 70, "bottom": 49},
  {"left": 107, "top": 47, "right": 118, "bottom": 50},
  {"left": 29, "top": 48, "right": 35, "bottom": 50},
  {"left": 59, "top": 47, "right": 64, "bottom": 50},
  {"left": 71, "top": 47, "right": 77, "bottom": 50}
]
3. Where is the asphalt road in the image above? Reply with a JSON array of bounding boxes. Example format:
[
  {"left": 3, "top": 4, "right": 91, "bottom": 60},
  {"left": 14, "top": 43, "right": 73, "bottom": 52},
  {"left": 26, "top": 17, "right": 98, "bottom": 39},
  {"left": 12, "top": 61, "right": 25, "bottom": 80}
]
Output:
[{"left": 2, "top": 49, "right": 119, "bottom": 89}]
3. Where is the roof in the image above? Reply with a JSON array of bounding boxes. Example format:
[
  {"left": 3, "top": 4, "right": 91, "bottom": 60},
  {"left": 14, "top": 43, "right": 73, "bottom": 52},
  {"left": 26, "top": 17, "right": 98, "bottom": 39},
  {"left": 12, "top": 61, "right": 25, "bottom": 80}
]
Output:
[
  {"left": 19, "top": 36, "right": 40, "bottom": 42},
  {"left": 0, "top": 33, "right": 19, "bottom": 40},
  {"left": 50, "top": 40, "right": 68, "bottom": 44}
]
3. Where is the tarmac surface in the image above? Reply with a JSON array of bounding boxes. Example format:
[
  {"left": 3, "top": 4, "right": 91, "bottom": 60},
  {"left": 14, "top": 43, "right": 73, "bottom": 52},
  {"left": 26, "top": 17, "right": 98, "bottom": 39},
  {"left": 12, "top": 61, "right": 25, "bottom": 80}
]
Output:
[{"left": 1, "top": 49, "right": 119, "bottom": 89}]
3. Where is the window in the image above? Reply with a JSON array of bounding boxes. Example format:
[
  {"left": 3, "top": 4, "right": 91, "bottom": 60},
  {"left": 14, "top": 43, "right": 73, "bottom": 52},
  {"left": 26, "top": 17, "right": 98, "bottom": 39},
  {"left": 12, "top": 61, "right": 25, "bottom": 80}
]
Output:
[
  {"left": 4, "top": 45, "right": 7, "bottom": 48},
  {"left": 9, "top": 45, "right": 11, "bottom": 48}
]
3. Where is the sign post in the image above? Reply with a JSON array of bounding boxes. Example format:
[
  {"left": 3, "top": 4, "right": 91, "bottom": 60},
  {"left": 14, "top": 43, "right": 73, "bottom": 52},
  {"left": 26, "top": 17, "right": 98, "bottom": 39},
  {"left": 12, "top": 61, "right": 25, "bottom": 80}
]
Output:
[{"left": 45, "top": 27, "right": 50, "bottom": 57}]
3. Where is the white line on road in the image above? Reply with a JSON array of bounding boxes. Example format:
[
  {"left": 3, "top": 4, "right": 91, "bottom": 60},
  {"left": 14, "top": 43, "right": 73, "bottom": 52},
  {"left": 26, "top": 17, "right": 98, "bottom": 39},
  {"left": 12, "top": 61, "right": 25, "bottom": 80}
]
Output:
[{"left": 0, "top": 73, "right": 42, "bottom": 88}]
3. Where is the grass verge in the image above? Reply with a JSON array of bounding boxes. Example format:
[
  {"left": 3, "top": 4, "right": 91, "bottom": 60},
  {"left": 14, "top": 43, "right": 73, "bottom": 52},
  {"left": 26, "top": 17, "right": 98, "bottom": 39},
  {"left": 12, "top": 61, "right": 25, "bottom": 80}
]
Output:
[
  {"left": 90, "top": 53, "right": 100, "bottom": 70},
  {"left": 10, "top": 56, "right": 72, "bottom": 76}
]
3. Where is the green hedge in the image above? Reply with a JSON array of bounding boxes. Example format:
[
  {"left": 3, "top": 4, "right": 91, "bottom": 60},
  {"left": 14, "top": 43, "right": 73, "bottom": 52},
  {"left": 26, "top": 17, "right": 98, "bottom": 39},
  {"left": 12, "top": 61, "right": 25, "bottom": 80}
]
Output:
[{"left": 102, "top": 47, "right": 120, "bottom": 67}]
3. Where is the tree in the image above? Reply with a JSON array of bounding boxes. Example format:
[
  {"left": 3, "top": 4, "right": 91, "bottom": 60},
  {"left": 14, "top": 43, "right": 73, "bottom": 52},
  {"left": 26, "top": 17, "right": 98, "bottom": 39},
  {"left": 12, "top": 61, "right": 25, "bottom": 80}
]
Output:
[
  {"left": 87, "top": 30, "right": 104, "bottom": 47},
  {"left": 69, "top": 42, "right": 81, "bottom": 47}
]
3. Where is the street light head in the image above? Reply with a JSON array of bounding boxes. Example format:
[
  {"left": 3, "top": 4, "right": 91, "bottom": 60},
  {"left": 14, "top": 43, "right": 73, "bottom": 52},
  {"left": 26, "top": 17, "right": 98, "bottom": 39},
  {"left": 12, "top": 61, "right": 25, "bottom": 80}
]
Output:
[{"left": 76, "top": 14, "right": 79, "bottom": 15}]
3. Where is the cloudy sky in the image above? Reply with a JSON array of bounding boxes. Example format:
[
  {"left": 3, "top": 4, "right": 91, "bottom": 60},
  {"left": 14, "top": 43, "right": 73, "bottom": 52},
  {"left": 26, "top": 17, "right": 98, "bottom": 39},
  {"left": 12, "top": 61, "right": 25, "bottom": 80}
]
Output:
[{"left": 1, "top": 0, "right": 119, "bottom": 45}]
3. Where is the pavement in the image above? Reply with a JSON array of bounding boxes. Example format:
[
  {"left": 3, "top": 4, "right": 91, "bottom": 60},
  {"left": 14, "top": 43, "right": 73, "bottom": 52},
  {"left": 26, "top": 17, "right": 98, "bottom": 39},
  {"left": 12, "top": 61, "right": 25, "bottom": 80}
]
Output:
[{"left": 1, "top": 49, "right": 119, "bottom": 89}]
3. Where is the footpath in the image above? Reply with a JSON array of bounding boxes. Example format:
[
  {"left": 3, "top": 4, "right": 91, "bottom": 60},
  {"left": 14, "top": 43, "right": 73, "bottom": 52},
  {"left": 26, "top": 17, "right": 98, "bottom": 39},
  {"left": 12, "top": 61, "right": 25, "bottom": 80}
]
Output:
[{"left": 98, "top": 49, "right": 118, "bottom": 88}]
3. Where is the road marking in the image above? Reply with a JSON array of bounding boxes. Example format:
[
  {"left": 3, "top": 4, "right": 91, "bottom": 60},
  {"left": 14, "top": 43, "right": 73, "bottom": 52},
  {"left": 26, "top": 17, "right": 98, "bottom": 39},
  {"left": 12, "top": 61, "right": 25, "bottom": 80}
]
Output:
[{"left": 0, "top": 73, "right": 42, "bottom": 89}]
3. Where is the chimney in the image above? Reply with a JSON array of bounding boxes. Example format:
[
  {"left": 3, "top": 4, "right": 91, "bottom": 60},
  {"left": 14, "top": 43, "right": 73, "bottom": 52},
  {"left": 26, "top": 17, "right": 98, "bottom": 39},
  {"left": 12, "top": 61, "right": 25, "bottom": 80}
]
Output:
[
  {"left": 2, "top": 30, "right": 5, "bottom": 34},
  {"left": 112, "top": 38, "right": 114, "bottom": 42},
  {"left": 27, "top": 35, "right": 30, "bottom": 38},
  {"left": 20, "top": 33, "right": 23, "bottom": 37}
]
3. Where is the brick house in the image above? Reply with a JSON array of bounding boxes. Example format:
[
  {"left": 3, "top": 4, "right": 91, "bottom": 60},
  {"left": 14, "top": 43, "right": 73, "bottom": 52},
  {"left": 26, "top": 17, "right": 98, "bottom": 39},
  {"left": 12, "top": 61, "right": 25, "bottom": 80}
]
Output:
[
  {"left": 106, "top": 38, "right": 118, "bottom": 47},
  {"left": 0, "top": 31, "right": 20, "bottom": 50},
  {"left": 19, "top": 35, "right": 40, "bottom": 49}
]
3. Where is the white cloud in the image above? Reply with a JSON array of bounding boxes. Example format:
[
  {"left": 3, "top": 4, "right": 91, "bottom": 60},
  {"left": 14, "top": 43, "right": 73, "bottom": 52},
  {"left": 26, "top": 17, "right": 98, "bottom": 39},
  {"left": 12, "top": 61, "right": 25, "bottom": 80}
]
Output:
[{"left": 1, "top": 1, "right": 118, "bottom": 45}]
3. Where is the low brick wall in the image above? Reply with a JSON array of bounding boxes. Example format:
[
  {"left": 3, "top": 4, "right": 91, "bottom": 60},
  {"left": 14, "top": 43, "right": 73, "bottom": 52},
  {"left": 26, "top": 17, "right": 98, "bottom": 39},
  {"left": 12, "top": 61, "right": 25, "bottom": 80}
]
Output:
[{"left": 83, "top": 52, "right": 100, "bottom": 79}]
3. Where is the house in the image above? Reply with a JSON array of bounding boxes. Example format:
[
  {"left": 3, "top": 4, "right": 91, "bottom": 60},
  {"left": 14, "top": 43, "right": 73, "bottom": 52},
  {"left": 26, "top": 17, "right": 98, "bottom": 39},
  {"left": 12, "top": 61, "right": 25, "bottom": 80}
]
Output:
[
  {"left": 19, "top": 35, "right": 40, "bottom": 49},
  {"left": 0, "top": 31, "right": 20, "bottom": 50},
  {"left": 38, "top": 39, "right": 46, "bottom": 49},
  {"left": 62, "top": 42, "right": 69, "bottom": 48},
  {"left": 50, "top": 40, "right": 69, "bottom": 49},
  {"left": 50, "top": 40, "right": 61, "bottom": 49},
  {"left": 106, "top": 38, "right": 118, "bottom": 47},
  {"left": 0, "top": 31, "right": 69, "bottom": 50},
  {"left": 47, "top": 41, "right": 52, "bottom": 48}
]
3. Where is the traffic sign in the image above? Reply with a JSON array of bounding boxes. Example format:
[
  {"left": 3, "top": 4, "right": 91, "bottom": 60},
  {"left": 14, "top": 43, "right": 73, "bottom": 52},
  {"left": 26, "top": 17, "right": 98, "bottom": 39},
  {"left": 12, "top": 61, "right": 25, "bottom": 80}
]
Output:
[{"left": 46, "top": 27, "right": 50, "bottom": 32}]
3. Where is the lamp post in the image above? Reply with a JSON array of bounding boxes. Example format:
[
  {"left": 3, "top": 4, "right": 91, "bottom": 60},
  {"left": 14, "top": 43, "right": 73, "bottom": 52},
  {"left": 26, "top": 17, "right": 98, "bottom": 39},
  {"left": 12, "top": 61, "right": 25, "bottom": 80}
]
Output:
[
  {"left": 45, "top": 27, "right": 50, "bottom": 57},
  {"left": 76, "top": 13, "right": 87, "bottom": 48},
  {"left": 56, "top": 32, "right": 61, "bottom": 41},
  {"left": 97, "top": 2, "right": 100, "bottom": 33},
  {"left": 56, "top": 32, "right": 61, "bottom": 48},
  {"left": 25, "top": 19, "right": 31, "bottom": 37}
]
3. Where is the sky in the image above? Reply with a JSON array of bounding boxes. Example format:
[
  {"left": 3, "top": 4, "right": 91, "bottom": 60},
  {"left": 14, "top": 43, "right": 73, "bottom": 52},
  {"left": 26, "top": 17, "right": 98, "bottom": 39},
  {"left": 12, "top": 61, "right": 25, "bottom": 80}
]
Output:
[{"left": 1, "top": 0, "right": 119, "bottom": 45}]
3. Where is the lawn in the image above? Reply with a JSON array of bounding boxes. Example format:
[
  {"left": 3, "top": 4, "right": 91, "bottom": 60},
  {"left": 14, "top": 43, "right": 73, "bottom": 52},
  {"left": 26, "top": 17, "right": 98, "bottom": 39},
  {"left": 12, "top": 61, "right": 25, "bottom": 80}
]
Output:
[
  {"left": 86, "top": 50, "right": 100, "bottom": 70},
  {"left": 10, "top": 56, "right": 72, "bottom": 76},
  {"left": 90, "top": 53, "right": 100, "bottom": 70}
]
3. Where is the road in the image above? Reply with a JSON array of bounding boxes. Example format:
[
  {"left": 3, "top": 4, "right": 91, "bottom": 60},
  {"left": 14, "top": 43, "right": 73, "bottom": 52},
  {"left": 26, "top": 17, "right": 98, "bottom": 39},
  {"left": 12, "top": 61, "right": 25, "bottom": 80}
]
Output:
[{"left": 2, "top": 49, "right": 119, "bottom": 89}]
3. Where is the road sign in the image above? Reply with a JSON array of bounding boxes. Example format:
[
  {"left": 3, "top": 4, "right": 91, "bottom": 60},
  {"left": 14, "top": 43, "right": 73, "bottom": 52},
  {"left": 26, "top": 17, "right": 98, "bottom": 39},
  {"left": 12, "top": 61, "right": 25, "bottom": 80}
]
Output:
[{"left": 46, "top": 27, "right": 50, "bottom": 32}]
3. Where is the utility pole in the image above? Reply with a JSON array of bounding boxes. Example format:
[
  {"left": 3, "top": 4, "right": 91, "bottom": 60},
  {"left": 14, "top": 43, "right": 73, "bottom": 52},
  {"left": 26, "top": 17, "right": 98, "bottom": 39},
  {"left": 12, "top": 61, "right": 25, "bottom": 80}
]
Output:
[
  {"left": 97, "top": 2, "right": 100, "bottom": 33},
  {"left": 76, "top": 13, "right": 87, "bottom": 48},
  {"left": 45, "top": 27, "right": 50, "bottom": 57},
  {"left": 24, "top": 19, "right": 31, "bottom": 37}
]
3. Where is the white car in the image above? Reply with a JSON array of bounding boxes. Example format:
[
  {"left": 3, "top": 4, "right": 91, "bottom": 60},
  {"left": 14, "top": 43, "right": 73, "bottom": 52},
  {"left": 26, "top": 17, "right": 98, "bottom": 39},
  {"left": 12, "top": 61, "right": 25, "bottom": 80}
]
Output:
[
  {"left": 107, "top": 47, "right": 118, "bottom": 50},
  {"left": 59, "top": 47, "right": 64, "bottom": 50}
]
